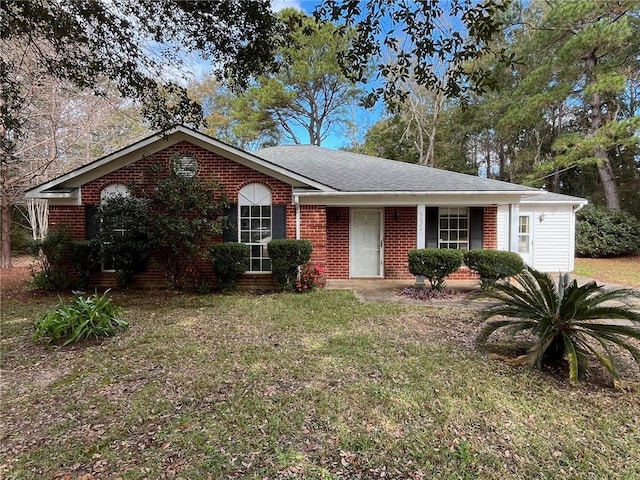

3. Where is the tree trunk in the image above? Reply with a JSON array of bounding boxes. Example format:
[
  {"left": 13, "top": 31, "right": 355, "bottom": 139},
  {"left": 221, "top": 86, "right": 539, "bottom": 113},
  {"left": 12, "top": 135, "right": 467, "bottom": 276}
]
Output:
[
  {"left": 1, "top": 166, "right": 12, "bottom": 269},
  {"left": 0, "top": 107, "right": 12, "bottom": 268},
  {"left": 586, "top": 51, "right": 621, "bottom": 210}
]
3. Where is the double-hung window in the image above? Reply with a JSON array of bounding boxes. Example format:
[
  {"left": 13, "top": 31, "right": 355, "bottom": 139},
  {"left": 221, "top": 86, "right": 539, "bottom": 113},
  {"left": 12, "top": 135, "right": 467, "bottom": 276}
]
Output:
[
  {"left": 439, "top": 207, "right": 469, "bottom": 250},
  {"left": 100, "top": 184, "right": 131, "bottom": 272},
  {"left": 518, "top": 215, "right": 531, "bottom": 254},
  {"left": 238, "top": 184, "right": 272, "bottom": 273}
]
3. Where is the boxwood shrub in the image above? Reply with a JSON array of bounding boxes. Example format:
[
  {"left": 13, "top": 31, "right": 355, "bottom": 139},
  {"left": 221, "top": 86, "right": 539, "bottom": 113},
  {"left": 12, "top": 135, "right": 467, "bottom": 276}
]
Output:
[
  {"left": 209, "top": 242, "right": 250, "bottom": 290},
  {"left": 463, "top": 249, "right": 524, "bottom": 288},
  {"left": 576, "top": 206, "right": 640, "bottom": 257},
  {"left": 407, "top": 248, "right": 463, "bottom": 290},
  {"left": 268, "top": 239, "right": 313, "bottom": 290}
]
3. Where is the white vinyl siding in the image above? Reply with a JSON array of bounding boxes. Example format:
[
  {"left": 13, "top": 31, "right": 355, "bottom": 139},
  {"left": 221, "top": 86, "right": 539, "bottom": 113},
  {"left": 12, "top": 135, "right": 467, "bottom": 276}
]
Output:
[
  {"left": 496, "top": 204, "right": 510, "bottom": 251},
  {"left": 519, "top": 204, "right": 575, "bottom": 272}
]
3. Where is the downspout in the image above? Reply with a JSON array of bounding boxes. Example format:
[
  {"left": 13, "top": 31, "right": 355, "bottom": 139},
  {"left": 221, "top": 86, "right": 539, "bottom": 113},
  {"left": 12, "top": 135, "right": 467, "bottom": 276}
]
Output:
[
  {"left": 570, "top": 203, "right": 586, "bottom": 271},
  {"left": 294, "top": 194, "right": 301, "bottom": 282},
  {"left": 294, "top": 195, "right": 301, "bottom": 240}
]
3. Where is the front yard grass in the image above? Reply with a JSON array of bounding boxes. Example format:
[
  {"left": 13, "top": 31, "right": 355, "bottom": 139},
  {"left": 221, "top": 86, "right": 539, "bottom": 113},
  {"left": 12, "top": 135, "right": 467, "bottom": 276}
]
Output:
[
  {"left": 1, "top": 290, "right": 639, "bottom": 479},
  {"left": 574, "top": 255, "right": 640, "bottom": 288}
]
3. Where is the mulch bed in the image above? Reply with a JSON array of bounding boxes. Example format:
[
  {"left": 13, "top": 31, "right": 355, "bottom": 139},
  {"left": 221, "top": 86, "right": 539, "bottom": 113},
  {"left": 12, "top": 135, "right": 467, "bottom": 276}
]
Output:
[{"left": 396, "top": 286, "right": 470, "bottom": 302}]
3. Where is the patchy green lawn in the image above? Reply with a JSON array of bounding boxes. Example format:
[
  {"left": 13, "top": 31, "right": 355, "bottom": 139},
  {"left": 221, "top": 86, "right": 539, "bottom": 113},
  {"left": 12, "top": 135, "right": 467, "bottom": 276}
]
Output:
[
  {"left": 574, "top": 256, "right": 640, "bottom": 288},
  {"left": 1, "top": 290, "right": 639, "bottom": 479}
]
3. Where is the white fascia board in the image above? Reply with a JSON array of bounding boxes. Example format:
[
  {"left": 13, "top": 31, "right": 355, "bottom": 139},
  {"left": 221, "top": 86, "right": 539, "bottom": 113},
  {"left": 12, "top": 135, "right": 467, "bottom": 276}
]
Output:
[
  {"left": 24, "top": 129, "right": 178, "bottom": 196},
  {"left": 521, "top": 198, "right": 588, "bottom": 205},
  {"left": 25, "top": 126, "right": 333, "bottom": 198},
  {"left": 25, "top": 189, "right": 79, "bottom": 199},
  {"left": 294, "top": 190, "right": 535, "bottom": 206}
]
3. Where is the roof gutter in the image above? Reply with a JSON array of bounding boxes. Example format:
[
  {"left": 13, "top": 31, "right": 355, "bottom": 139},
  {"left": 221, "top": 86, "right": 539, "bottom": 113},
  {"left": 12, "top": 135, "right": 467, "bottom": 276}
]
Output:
[
  {"left": 292, "top": 190, "right": 540, "bottom": 197},
  {"left": 294, "top": 194, "right": 301, "bottom": 240}
]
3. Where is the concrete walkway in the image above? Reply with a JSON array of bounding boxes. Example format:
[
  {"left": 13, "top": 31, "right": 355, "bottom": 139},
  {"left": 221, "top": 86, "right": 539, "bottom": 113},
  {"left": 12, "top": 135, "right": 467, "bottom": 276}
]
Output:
[
  {"left": 325, "top": 276, "right": 640, "bottom": 308},
  {"left": 325, "top": 279, "right": 483, "bottom": 307}
]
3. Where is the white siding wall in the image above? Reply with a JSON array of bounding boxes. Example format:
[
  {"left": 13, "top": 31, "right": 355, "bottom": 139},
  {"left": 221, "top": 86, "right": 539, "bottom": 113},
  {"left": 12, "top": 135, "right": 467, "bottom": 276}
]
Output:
[
  {"left": 496, "top": 204, "right": 510, "bottom": 251},
  {"left": 519, "top": 204, "right": 575, "bottom": 272}
]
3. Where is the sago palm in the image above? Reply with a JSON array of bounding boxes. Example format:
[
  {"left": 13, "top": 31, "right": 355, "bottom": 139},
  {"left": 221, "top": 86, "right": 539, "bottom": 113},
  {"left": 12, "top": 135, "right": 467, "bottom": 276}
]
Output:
[{"left": 477, "top": 268, "right": 640, "bottom": 387}]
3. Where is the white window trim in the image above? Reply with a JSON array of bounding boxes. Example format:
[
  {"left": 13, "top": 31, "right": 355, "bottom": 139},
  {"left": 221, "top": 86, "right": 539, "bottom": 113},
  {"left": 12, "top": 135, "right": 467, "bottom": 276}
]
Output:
[
  {"left": 238, "top": 184, "right": 273, "bottom": 274},
  {"left": 100, "top": 184, "right": 132, "bottom": 272},
  {"left": 438, "top": 206, "right": 470, "bottom": 250}
]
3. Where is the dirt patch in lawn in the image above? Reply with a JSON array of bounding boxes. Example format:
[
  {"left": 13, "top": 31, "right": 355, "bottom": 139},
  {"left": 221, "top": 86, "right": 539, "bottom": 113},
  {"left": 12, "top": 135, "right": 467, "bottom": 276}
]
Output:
[{"left": 1, "top": 255, "right": 38, "bottom": 299}]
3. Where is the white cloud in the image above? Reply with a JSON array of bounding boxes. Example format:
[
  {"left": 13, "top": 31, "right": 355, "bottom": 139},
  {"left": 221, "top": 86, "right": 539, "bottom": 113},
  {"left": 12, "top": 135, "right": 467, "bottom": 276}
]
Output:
[{"left": 271, "top": 0, "right": 305, "bottom": 12}]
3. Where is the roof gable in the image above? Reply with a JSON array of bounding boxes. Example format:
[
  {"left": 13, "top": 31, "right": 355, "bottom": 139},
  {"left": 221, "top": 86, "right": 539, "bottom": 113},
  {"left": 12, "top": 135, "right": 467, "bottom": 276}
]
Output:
[{"left": 25, "top": 126, "right": 333, "bottom": 198}]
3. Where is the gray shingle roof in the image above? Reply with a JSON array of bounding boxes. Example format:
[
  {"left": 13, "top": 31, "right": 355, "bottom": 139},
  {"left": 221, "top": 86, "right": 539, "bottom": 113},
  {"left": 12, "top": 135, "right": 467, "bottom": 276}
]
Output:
[
  {"left": 255, "top": 145, "right": 537, "bottom": 193},
  {"left": 522, "top": 192, "right": 588, "bottom": 203}
]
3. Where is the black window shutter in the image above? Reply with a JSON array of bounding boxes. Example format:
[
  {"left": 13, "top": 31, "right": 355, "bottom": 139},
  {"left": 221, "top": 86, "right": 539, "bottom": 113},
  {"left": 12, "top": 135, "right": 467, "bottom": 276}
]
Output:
[
  {"left": 272, "top": 205, "right": 286, "bottom": 239},
  {"left": 425, "top": 207, "right": 439, "bottom": 248},
  {"left": 85, "top": 205, "right": 99, "bottom": 240},
  {"left": 469, "top": 207, "right": 484, "bottom": 250},
  {"left": 222, "top": 205, "right": 238, "bottom": 243}
]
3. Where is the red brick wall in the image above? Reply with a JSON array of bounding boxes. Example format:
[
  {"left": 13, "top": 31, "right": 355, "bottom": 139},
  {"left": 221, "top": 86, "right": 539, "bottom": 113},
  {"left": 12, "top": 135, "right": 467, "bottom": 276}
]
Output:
[
  {"left": 49, "top": 140, "right": 503, "bottom": 287},
  {"left": 326, "top": 207, "right": 350, "bottom": 279},
  {"left": 384, "top": 207, "right": 416, "bottom": 279},
  {"left": 52, "top": 141, "right": 297, "bottom": 288},
  {"left": 81, "top": 141, "right": 293, "bottom": 204},
  {"left": 323, "top": 205, "right": 498, "bottom": 281},
  {"left": 48, "top": 206, "right": 86, "bottom": 240},
  {"left": 300, "top": 205, "right": 327, "bottom": 269},
  {"left": 483, "top": 206, "right": 498, "bottom": 250},
  {"left": 325, "top": 207, "right": 417, "bottom": 280}
]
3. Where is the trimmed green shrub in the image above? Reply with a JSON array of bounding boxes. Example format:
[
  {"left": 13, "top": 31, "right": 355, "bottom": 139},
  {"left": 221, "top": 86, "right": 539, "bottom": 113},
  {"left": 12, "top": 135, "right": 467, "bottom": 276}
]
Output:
[
  {"left": 209, "top": 242, "right": 250, "bottom": 290},
  {"left": 464, "top": 250, "right": 525, "bottom": 288},
  {"left": 408, "top": 248, "right": 464, "bottom": 291},
  {"left": 96, "top": 195, "right": 152, "bottom": 288},
  {"left": 71, "top": 240, "right": 100, "bottom": 289},
  {"left": 268, "top": 239, "right": 313, "bottom": 290},
  {"left": 576, "top": 206, "right": 640, "bottom": 257},
  {"left": 28, "top": 227, "right": 74, "bottom": 290},
  {"left": 34, "top": 291, "right": 127, "bottom": 345}
]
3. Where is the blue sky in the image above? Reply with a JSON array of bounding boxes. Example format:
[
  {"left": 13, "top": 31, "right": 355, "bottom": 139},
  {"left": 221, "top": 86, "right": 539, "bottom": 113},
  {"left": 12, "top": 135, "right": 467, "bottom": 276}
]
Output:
[{"left": 271, "top": 0, "right": 317, "bottom": 14}]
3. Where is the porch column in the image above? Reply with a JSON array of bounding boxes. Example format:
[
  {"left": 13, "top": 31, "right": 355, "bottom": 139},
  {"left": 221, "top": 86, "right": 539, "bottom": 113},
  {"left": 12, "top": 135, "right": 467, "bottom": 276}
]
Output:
[
  {"left": 509, "top": 203, "right": 520, "bottom": 253},
  {"left": 416, "top": 205, "right": 426, "bottom": 248},
  {"left": 415, "top": 205, "right": 426, "bottom": 286}
]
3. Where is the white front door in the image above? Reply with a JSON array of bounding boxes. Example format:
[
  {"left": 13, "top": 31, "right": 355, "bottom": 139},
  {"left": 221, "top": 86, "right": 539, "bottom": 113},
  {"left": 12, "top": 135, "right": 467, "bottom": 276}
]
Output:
[
  {"left": 350, "top": 209, "right": 383, "bottom": 277},
  {"left": 518, "top": 214, "right": 534, "bottom": 266}
]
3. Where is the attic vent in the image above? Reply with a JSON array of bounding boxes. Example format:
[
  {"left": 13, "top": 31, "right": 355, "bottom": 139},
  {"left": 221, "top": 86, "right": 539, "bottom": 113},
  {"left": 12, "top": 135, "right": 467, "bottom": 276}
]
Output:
[{"left": 173, "top": 154, "right": 198, "bottom": 178}]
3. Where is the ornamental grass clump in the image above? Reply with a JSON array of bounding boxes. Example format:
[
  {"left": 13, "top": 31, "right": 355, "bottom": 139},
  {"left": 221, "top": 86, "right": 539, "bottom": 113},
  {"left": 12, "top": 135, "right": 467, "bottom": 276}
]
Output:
[
  {"left": 34, "top": 291, "right": 128, "bottom": 345},
  {"left": 477, "top": 268, "right": 640, "bottom": 388}
]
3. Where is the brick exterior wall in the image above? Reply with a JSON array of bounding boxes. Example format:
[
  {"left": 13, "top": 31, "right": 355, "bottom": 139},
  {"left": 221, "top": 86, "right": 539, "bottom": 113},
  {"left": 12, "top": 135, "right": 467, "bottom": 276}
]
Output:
[
  {"left": 326, "top": 207, "right": 350, "bottom": 279},
  {"left": 299, "top": 205, "right": 327, "bottom": 269},
  {"left": 47, "top": 139, "right": 502, "bottom": 287},
  {"left": 49, "top": 206, "right": 86, "bottom": 240},
  {"left": 324, "top": 206, "right": 498, "bottom": 281},
  {"left": 384, "top": 207, "right": 416, "bottom": 279},
  {"left": 50, "top": 141, "right": 296, "bottom": 288},
  {"left": 482, "top": 206, "right": 498, "bottom": 250}
]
